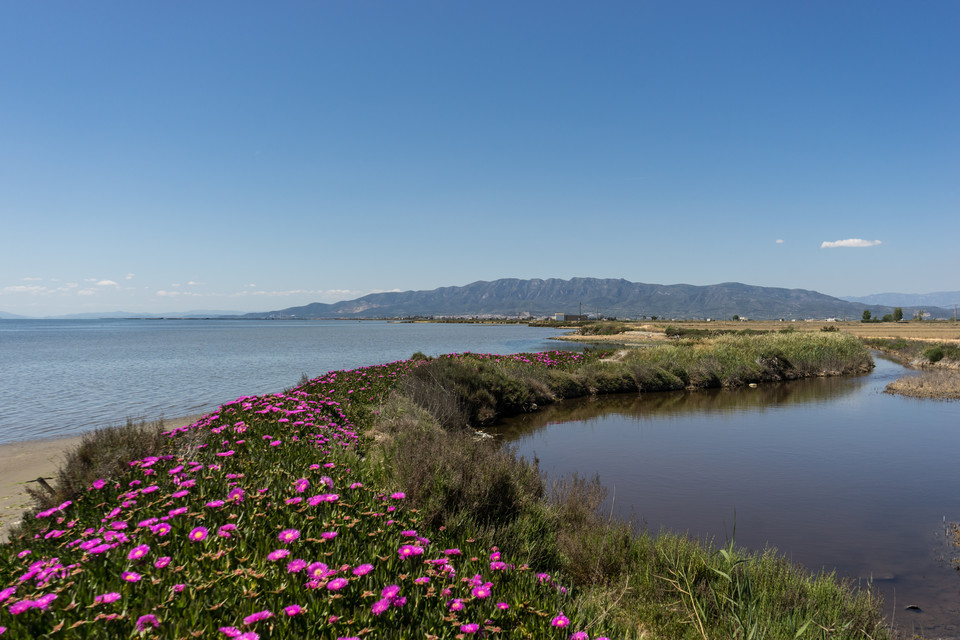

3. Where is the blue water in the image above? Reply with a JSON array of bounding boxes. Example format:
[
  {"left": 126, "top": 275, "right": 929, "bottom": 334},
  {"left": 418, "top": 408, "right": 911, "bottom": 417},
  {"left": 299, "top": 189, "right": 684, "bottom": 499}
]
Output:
[
  {"left": 0, "top": 319, "right": 570, "bottom": 444},
  {"left": 495, "top": 356, "right": 960, "bottom": 637}
]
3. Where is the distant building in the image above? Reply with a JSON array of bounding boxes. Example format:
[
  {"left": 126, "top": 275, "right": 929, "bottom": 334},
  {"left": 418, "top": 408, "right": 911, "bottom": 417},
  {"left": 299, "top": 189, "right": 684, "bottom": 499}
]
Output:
[{"left": 554, "top": 313, "right": 589, "bottom": 322}]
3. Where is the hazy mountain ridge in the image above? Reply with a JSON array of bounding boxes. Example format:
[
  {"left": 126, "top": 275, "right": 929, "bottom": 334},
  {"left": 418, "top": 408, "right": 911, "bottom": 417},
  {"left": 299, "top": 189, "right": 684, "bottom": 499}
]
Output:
[
  {"left": 840, "top": 291, "right": 960, "bottom": 309},
  {"left": 245, "top": 278, "right": 953, "bottom": 320}
]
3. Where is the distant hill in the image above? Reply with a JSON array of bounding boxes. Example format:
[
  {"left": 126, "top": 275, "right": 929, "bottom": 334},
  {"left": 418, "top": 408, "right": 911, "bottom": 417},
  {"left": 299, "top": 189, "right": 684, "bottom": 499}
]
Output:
[
  {"left": 244, "top": 278, "right": 952, "bottom": 321},
  {"left": 0, "top": 311, "right": 31, "bottom": 319},
  {"left": 841, "top": 291, "right": 960, "bottom": 309}
]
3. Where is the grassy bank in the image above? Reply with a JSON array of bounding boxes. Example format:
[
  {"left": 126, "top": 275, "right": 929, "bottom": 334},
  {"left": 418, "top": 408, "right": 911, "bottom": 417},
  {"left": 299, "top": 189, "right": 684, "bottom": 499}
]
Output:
[
  {"left": 862, "top": 338, "right": 960, "bottom": 400},
  {"left": 0, "top": 336, "right": 887, "bottom": 639}
]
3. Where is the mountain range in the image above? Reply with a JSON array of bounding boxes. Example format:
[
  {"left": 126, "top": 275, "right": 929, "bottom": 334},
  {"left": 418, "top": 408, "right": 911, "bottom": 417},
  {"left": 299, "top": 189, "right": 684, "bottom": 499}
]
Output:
[
  {"left": 4, "top": 280, "right": 954, "bottom": 321},
  {"left": 242, "top": 278, "right": 953, "bottom": 321},
  {"left": 840, "top": 291, "right": 960, "bottom": 309}
]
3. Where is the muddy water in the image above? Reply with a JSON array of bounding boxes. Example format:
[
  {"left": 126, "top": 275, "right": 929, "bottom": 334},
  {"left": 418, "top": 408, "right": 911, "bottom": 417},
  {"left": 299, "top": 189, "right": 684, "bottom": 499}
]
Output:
[{"left": 493, "top": 356, "right": 960, "bottom": 638}]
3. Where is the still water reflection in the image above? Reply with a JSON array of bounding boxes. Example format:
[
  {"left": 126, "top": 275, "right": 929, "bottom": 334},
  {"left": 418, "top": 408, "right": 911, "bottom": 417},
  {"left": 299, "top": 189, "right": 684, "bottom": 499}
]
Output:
[{"left": 494, "top": 356, "right": 960, "bottom": 638}]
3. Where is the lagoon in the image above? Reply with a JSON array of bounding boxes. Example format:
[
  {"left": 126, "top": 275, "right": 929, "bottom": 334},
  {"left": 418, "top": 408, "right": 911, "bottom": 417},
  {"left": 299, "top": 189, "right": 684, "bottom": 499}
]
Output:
[
  {"left": 494, "top": 355, "right": 960, "bottom": 638},
  {"left": 0, "top": 319, "right": 568, "bottom": 444}
]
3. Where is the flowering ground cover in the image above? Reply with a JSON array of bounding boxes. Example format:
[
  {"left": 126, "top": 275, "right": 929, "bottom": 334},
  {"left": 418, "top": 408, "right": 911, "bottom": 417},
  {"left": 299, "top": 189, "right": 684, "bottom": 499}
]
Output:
[
  {"left": 1, "top": 343, "right": 890, "bottom": 639},
  {"left": 0, "top": 351, "right": 605, "bottom": 638}
]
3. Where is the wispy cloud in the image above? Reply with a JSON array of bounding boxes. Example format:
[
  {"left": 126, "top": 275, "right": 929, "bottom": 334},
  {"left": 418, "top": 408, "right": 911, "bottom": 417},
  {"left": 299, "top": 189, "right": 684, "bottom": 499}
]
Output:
[
  {"left": 96, "top": 280, "right": 118, "bottom": 286},
  {"left": 2, "top": 285, "right": 47, "bottom": 294},
  {"left": 820, "top": 238, "right": 882, "bottom": 249},
  {"left": 775, "top": 239, "right": 784, "bottom": 244},
  {"left": 125, "top": 273, "right": 135, "bottom": 280}
]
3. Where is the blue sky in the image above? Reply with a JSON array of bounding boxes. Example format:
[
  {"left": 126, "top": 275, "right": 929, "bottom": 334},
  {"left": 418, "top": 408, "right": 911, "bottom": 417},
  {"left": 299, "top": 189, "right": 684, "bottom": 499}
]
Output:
[{"left": 2, "top": 1, "right": 957, "bottom": 316}]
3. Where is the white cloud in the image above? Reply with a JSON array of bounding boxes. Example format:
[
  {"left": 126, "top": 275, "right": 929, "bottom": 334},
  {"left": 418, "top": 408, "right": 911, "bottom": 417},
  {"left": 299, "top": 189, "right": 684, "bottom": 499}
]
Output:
[
  {"left": 96, "top": 280, "right": 118, "bottom": 286},
  {"left": 187, "top": 281, "right": 200, "bottom": 286},
  {"left": 820, "top": 238, "right": 882, "bottom": 249},
  {"left": 22, "top": 276, "right": 43, "bottom": 281},
  {"left": 775, "top": 239, "right": 784, "bottom": 244},
  {"left": 77, "top": 289, "right": 96, "bottom": 296},
  {"left": 125, "top": 273, "right": 135, "bottom": 280},
  {"left": 2, "top": 285, "right": 47, "bottom": 294}
]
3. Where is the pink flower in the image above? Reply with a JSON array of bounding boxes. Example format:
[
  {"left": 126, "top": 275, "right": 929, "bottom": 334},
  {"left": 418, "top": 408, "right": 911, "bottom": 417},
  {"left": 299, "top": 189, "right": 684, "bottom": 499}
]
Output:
[
  {"left": 551, "top": 614, "right": 570, "bottom": 628},
  {"left": 294, "top": 478, "right": 309, "bottom": 493},
  {"left": 127, "top": 544, "right": 150, "bottom": 561},
  {"left": 278, "top": 528, "right": 300, "bottom": 543},
  {"left": 283, "top": 604, "right": 303, "bottom": 616},
  {"left": 371, "top": 598, "right": 390, "bottom": 616},
  {"left": 154, "top": 556, "right": 171, "bottom": 569},
  {"left": 267, "top": 549, "right": 290, "bottom": 561},
  {"left": 352, "top": 563, "right": 373, "bottom": 576},
  {"left": 327, "top": 578, "right": 348, "bottom": 591},
  {"left": 496, "top": 602, "right": 510, "bottom": 610},
  {"left": 121, "top": 571, "right": 141, "bottom": 582},
  {"left": 287, "top": 559, "right": 307, "bottom": 573},
  {"left": 136, "top": 614, "right": 159, "bottom": 631},
  {"left": 398, "top": 544, "right": 423, "bottom": 559},
  {"left": 321, "top": 531, "right": 337, "bottom": 540},
  {"left": 390, "top": 492, "right": 406, "bottom": 499},
  {"left": 94, "top": 592, "right": 121, "bottom": 605},
  {"left": 243, "top": 610, "right": 273, "bottom": 625},
  {"left": 461, "top": 623, "right": 480, "bottom": 633},
  {"left": 188, "top": 527, "right": 208, "bottom": 542}
]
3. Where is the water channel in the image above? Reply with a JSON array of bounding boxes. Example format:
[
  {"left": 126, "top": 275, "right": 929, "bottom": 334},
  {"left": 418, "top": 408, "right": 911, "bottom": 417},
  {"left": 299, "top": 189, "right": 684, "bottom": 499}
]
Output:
[{"left": 493, "top": 355, "right": 960, "bottom": 638}]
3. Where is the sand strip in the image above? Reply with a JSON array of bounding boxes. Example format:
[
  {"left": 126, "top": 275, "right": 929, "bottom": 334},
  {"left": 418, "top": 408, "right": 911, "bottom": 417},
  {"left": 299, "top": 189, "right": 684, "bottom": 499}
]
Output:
[{"left": 0, "top": 415, "right": 203, "bottom": 542}]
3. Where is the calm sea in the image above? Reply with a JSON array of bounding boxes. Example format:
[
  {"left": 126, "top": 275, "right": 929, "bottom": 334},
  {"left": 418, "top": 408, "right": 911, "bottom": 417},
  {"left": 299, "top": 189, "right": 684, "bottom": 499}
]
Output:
[{"left": 0, "top": 319, "right": 570, "bottom": 444}]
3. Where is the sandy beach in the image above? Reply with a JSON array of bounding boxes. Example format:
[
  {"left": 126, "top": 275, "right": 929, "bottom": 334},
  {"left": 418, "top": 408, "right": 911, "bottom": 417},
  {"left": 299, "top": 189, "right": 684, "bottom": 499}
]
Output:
[{"left": 0, "top": 415, "right": 203, "bottom": 542}]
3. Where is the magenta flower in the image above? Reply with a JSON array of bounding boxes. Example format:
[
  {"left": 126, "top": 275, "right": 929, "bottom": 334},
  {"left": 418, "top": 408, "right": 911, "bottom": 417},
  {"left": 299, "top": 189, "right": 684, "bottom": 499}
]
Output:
[
  {"left": 283, "top": 604, "right": 303, "bottom": 616},
  {"left": 371, "top": 598, "right": 390, "bottom": 616},
  {"left": 460, "top": 623, "right": 480, "bottom": 633},
  {"left": 287, "top": 559, "right": 307, "bottom": 573},
  {"left": 136, "top": 614, "right": 159, "bottom": 631},
  {"left": 0, "top": 588, "right": 15, "bottom": 603},
  {"left": 381, "top": 584, "right": 400, "bottom": 600},
  {"left": 278, "top": 528, "right": 300, "bottom": 543},
  {"left": 570, "top": 633, "right": 590, "bottom": 640},
  {"left": 243, "top": 610, "right": 273, "bottom": 625},
  {"left": 267, "top": 549, "right": 290, "bottom": 561},
  {"left": 121, "top": 571, "right": 141, "bottom": 582},
  {"left": 294, "top": 478, "right": 309, "bottom": 493},
  {"left": 307, "top": 562, "right": 329, "bottom": 578},
  {"left": 152, "top": 523, "right": 172, "bottom": 536},
  {"left": 472, "top": 583, "right": 492, "bottom": 599},
  {"left": 398, "top": 544, "right": 423, "bottom": 559},
  {"left": 390, "top": 492, "right": 406, "bottom": 499},
  {"left": 218, "top": 524, "right": 237, "bottom": 538},
  {"left": 496, "top": 602, "right": 510, "bottom": 610},
  {"left": 154, "top": 556, "right": 171, "bottom": 569},
  {"left": 206, "top": 500, "right": 225, "bottom": 508},
  {"left": 188, "top": 527, "right": 208, "bottom": 542},
  {"left": 321, "top": 531, "right": 337, "bottom": 540},
  {"left": 127, "top": 544, "right": 150, "bottom": 561},
  {"left": 551, "top": 614, "right": 570, "bottom": 628},
  {"left": 352, "top": 563, "right": 373, "bottom": 576},
  {"left": 94, "top": 591, "right": 121, "bottom": 605},
  {"left": 327, "top": 578, "right": 348, "bottom": 591}
]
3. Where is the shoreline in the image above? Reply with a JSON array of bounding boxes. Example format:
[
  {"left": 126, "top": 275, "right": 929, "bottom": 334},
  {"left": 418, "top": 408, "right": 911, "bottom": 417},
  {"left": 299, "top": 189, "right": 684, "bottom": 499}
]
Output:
[{"left": 0, "top": 414, "right": 203, "bottom": 542}]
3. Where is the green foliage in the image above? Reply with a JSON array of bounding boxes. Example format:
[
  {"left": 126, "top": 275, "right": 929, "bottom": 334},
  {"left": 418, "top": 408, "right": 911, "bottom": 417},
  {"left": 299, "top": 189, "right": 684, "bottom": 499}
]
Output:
[
  {"left": 881, "top": 314, "right": 894, "bottom": 322},
  {"left": 861, "top": 310, "right": 871, "bottom": 321},
  {"left": 893, "top": 307, "right": 903, "bottom": 321}
]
